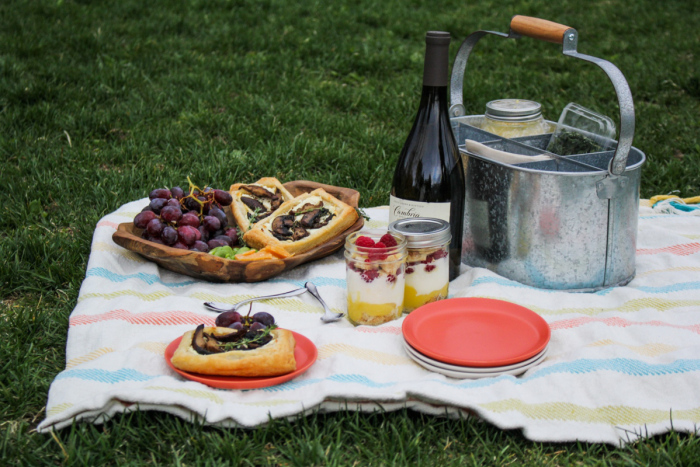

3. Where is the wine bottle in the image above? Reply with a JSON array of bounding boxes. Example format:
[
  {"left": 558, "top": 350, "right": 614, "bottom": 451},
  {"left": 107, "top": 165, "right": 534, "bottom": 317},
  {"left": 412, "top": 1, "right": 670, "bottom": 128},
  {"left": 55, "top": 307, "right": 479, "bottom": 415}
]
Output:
[{"left": 389, "top": 31, "right": 465, "bottom": 280}]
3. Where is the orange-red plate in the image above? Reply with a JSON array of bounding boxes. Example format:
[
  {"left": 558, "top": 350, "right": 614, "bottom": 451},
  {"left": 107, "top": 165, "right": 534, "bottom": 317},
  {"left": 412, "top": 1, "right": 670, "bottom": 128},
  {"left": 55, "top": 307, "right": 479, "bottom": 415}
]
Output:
[
  {"left": 165, "top": 330, "right": 317, "bottom": 389},
  {"left": 402, "top": 298, "right": 550, "bottom": 367}
]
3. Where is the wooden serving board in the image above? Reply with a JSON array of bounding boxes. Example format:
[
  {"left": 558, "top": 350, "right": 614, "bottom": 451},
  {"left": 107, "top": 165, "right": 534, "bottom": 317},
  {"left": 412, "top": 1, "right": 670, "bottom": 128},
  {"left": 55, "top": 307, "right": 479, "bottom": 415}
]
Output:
[{"left": 112, "top": 181, "right": 364, "bottom": 283}]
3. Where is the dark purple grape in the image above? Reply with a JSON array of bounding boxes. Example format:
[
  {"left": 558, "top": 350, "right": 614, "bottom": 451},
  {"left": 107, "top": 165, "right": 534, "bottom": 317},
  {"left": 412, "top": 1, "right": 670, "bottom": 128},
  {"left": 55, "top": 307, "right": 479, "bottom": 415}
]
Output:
[
  {"left": 202, "top": 215, "right": 221, "bottom": 232},
  {"left": 149, "top": 237, "right": 164, "bottom": 245},
  {"left": 146, "top": 218, "right": 165, "bottom": 237},
  {"left": 141, "top": 206, "right": 153, "bottom": 213},
  {"left": 198, "top": 225, "right": 210, "bottom": 242},
  {"left": 171, "top": 186, "right": 185, "bottom": 199},
  {"left": 224, "top": 228, "right": 239, "bottom": 246},
  {"left": 149, "top": 198, "right": 168, "bottom": 214},
  {"left": 149, "top": 188, "right": 171, "bottom": 200},
  {"left": 213, "top": 235, "right": 233, "bottom": 247},
  {"left": 179, "top": 212, "right": 200, "bottom": 228},
  {"left": 161, "top": 226, "right": 178, "bottom": 245},
  {"left": 172, "top": 241, "right": 188, "bottom": 250},
  {"left": 252, "top": 312, "right": 275, "bottom": 327},
  {"left": 184, "top": 197, "right": 201, "bottom": 212},
  {"left": 207, "top": 238, "right": 228, "bottom": 250},
  {"left": 178, "top": 225, "right": 198, "bottom": 246},
  {"left": 134, "top": 211, "right": 157, "bottom": 229},
  {"left": 212, "top": 229, "right": 224, "bottom": 238},
  {"left": 141, "top": 231, "right": 150, "bottom": 240},
  {"left": 216, "top": 310, "right": 242, "bottom": 327},
  {"left": 166, "top": 198, "right": 180, "bottom": 208},
  {"left": 214, "top": 189, "right": 233, "bottom": 206},
  {"left": 229, "top": 322, "right": 244, "bottom": 331},
  {"left": 191, "top": 240, "right": 209, "bottom": 252},
  {"left": 160, "top": 205, "right": 183, "bottom": 223},
  {"left": 209, "top": 207, "right": 228, "bottom": 227},
  {"left": 192, "top": 226, "right": 202, "bottom": 242},
  {"left": 249, "top": 322, "right": 265, "bottom": 331}
]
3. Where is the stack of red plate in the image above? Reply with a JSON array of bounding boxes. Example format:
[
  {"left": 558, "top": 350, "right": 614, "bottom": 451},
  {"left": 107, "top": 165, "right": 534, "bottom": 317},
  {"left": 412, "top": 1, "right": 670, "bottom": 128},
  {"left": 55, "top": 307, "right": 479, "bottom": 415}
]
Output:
[{"left": 402, "top": 298, "right": 550, "bottom": 379}]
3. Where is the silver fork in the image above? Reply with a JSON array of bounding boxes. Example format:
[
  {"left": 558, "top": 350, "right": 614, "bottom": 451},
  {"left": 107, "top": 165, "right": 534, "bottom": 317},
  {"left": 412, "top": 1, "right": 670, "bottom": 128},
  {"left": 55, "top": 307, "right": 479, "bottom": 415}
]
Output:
[
  {"left": 203, "top": 286, "right": 308, "bottom": 313},
  {"left": 305, "top": 281, "right": 344, "bottom": 323}
]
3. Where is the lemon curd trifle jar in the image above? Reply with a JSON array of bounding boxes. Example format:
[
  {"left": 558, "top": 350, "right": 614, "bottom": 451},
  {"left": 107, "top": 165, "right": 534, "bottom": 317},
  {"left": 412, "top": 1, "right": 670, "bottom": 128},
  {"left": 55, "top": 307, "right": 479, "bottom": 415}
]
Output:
[
  {"left": 389, "top": 218, "right": 451, "bottom": 312},
  {"left": 344, "top": 230, "right": 407, "bottom": 326}
]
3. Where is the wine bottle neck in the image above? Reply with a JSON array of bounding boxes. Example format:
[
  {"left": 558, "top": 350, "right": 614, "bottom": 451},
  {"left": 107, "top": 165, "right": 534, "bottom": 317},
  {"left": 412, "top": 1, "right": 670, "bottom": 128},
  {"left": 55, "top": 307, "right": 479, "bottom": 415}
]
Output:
[{"left": 423, "top": 31, "right": 450, "bottom": 87}]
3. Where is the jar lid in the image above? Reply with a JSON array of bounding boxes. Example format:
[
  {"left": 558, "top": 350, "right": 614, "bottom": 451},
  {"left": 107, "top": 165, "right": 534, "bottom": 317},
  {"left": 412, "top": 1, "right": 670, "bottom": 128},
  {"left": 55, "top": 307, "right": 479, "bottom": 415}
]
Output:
[
  {"left": 485, "top": 99, "right": 542, "bottom": 122},
  {"left": 388, "top": 218, "right": 451, "bottom": 248}
]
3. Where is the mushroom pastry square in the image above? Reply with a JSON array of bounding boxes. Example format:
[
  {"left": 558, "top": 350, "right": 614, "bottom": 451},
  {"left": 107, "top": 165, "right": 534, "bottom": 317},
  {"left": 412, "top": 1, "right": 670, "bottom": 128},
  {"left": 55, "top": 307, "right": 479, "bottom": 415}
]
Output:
[
  {"left": 229, "top": 177, "right": 295, "bottom": 232},
  {"left": 243, "top": 188, "right": 359, "bottom": 256},
  {"left": 170, "top": 325, "right": 296, "bottom": 377}
]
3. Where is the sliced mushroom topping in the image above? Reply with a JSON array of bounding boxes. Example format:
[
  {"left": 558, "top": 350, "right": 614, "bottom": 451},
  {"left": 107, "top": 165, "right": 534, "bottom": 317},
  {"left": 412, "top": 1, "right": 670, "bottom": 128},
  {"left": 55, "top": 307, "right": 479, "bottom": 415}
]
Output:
[
  {"left": 214, "top": 329, "right": 244, "bottom": 343},
  {"left": 292, "top": 225, "right": 309, "bottom": 241},
  {"left": 241, "top": 196, "right": 266, "bottom": 213},
  {"left": 270, "top": 194, "right": 282, "bottom": 211},
  {"left": 271, "top": 215, "right": 295, "bottom": 238},
  {"left": 292, "top": 201, "right": 323, "bottom": 215},
  {"left": 202, "top": 333, "right": 224, "bottom": 353},
  {"left": 300, "top": 209, "right": 321, "bottom": 228},
  {"left": 241, "top": 185, "right": 274, "bottom": 198},
  {"left": 311, "top": 209, "right": 334, "bottom": 229},
  {"left": 192, "top": 324, "right": 213, "bottom": 355}
]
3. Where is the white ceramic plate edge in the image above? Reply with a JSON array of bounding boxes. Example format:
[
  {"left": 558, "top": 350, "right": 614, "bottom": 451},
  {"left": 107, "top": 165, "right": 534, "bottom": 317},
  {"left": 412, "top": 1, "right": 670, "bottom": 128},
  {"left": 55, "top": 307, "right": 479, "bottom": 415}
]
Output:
[{"left": 402, "top": 338, "right": 549, "bottom": 373}]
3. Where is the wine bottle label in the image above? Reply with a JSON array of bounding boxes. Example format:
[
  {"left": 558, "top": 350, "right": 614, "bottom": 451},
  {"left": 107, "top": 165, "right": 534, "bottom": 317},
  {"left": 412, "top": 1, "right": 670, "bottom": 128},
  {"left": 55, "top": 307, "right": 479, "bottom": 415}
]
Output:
[{"left": 389, "top": 196, "right": 451, "bottom": 223}]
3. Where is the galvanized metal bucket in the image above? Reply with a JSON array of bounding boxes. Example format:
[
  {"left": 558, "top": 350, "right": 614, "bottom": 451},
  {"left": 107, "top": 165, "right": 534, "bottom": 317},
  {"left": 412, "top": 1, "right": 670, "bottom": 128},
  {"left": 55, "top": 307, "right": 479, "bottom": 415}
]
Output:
[{"left": 450, "top": 16, "right": 646, "bottom": 292}]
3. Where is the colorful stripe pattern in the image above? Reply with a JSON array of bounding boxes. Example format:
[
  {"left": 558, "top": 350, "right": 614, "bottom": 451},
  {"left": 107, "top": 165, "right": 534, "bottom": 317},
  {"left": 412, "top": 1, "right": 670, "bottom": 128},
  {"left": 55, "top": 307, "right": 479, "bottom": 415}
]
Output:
[{"left": 38, "top": 201, "right": 700, "bottom": 445}]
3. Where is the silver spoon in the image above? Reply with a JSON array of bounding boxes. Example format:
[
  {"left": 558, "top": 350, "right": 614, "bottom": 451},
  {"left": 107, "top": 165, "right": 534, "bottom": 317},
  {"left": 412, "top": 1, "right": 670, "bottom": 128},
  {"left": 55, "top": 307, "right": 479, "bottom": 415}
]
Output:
[
  {"left": 305, "top": 281, "right": 344, "bottom": 323},
  {"left": 203, "top": 287, "right": 308, "bottom": 313}
]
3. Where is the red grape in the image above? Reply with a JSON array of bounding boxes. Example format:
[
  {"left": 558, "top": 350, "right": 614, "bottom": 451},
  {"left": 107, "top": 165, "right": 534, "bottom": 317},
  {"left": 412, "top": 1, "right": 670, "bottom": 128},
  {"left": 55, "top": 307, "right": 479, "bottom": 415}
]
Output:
[
  {"left": 203, "top": 216, "right": 221, "bottom": 232},
  {"left": 162, "top": 226, "right": 178, "bottom": 245},
  {"left": 160, "top": 205, "right": 182, "bottom": 223},
  {"left": 252, "top": 312, "right": 275, "bottom": 326},
  {"left": 171, "top": 186, "right": 185, "bottom": 199},
  {"left": 146, "top": 218, "right": 164, "bottom": 237},
  {"left": 134, "top": 211, "right": 157, "bottom": 229},
  {"left": 191, "top": 241, "right": 209, "bottom": 252},
  {"left": 216, "top": 310, "right": 242, "bottom": 327},
  {"left": 207, "top": 238, "right": 228, "bottom": 250},
  {"left": 178, "top": 225, "right": 198, "bottom": 246},
  {"left": 149, "top": 188, "right": 171, "bottom": 200},
  {"left": 179, "top": 212, "right": 200, "bottom": 228},
  {"left": 214, "top": 189, "right": 233, "bottom": 206},
  {"left": 213, "top": 235, "right": 233, "bottom": 247},
  {"left": 172, "top": 241, "right": 188, "bottom": 250},
  {"left": 149, "top": 198, "right": 167, "bottom": 214},
  {"left": 249, "top": 322, "right": 265, "bottom": 331}
]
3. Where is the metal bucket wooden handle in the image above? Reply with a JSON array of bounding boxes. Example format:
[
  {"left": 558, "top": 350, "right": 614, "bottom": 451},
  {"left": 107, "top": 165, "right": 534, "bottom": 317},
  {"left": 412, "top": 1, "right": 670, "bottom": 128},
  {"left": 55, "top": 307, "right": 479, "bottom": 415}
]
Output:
[{"left": 449, "top": 15, "right": 635, "bottom": 177}]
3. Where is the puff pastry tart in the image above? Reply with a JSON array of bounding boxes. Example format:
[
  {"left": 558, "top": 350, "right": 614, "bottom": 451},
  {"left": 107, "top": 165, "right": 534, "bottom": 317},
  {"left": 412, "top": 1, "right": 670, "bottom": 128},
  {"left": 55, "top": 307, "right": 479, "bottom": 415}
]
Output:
[
  {"left": 170, "top": 325, "right": 296, "bottom": 377},
  {"left": 229, "top": 177, "right": 295, "bottom": 232},
  {"left": 243, "top": 188, "right": 359, "bottom": 256}
]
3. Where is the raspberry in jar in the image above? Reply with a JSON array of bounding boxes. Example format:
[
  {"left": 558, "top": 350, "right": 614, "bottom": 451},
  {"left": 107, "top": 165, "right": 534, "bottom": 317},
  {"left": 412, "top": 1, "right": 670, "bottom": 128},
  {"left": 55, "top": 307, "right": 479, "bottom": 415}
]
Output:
[
  {"left": 344, "top": 230, "right": 407, "bottom": 326},
  {"left": 389, "top": 218, "right": 450, "bottom": 312}
]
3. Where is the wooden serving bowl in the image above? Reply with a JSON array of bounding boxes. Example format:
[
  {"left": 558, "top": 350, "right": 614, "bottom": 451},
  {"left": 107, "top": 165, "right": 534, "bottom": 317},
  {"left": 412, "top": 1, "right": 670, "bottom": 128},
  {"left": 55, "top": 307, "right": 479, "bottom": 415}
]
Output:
[{"left": 112, "top": 181, "right": 364, "bottom": 283}]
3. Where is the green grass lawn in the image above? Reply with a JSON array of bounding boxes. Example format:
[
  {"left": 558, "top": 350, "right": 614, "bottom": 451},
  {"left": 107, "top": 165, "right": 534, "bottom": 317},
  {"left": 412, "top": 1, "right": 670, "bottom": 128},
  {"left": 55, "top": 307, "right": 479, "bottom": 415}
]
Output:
[{"left": 1, "top": 0, "right": 699, "bottom": 464}]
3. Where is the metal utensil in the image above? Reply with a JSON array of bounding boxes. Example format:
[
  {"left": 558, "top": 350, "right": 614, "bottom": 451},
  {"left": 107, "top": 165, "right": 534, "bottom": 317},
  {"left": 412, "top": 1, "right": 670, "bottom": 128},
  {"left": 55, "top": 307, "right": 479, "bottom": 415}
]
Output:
[
  {"left": 204, "top": 287, "right": 308, "bottom": 313},
  {"left": 305, "top": 281, "right": 344, "bottom": 323}
]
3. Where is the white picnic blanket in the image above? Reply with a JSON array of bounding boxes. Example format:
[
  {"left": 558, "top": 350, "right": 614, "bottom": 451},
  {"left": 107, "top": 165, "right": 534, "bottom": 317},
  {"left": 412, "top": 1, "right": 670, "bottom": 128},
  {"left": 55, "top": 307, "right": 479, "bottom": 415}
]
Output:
[{"left": 38, "top": 200, "right": 700, "bottom": 445}]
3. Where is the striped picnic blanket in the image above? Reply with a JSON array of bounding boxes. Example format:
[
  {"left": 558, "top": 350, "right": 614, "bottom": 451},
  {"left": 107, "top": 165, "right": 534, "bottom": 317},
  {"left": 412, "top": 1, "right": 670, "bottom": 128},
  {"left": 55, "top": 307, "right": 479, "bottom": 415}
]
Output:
[{"left": 38, "top": 199, "right": 700, "bottom": 445}]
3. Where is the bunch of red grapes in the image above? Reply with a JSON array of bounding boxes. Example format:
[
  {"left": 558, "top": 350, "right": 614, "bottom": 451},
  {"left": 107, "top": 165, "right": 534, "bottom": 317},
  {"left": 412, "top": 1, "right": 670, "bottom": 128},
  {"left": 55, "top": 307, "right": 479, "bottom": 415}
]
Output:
[{"left": 133, "top": 180, "right": 239, "bottom": 252}]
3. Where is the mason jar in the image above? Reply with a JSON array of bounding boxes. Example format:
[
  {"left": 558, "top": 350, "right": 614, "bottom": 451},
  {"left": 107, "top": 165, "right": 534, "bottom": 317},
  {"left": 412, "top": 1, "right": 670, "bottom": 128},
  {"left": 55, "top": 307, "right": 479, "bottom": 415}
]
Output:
[
  {"left": 389, "top": 218, "right": 451, "bottom": 312},
  {"left": 344, "top": 230, "right": 407, "bottom": 326},
  {"left": 482, "top": 99, "right": 549, "bottom": 138}
]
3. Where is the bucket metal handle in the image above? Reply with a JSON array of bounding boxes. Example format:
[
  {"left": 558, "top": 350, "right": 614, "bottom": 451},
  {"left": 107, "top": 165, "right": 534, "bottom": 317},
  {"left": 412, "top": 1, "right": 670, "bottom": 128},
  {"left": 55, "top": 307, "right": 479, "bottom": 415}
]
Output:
[{"left": 449, "top": 15, "right": 635, "bottom": 177}]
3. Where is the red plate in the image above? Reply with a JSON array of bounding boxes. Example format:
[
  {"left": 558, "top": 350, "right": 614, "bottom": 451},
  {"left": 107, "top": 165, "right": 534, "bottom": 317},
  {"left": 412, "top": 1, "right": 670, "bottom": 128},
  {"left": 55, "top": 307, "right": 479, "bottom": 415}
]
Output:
[
  {"left": 165, "top": 330, "right": 317, "bottom": 389},
  {"left": 402, "top": 298, "right": 550, "bottom": 367}
]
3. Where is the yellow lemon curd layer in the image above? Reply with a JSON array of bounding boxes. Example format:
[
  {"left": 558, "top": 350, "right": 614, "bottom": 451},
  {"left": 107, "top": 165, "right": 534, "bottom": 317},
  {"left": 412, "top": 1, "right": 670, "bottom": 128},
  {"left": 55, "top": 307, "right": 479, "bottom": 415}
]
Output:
[
  {"left": 404, "top": 283, "right": 449, "bottom": 312},
  {"left": 347, "top": 297, "right": 403, "bottom": 326}
]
